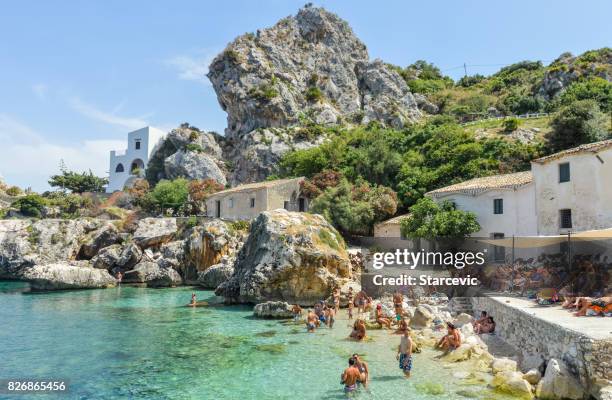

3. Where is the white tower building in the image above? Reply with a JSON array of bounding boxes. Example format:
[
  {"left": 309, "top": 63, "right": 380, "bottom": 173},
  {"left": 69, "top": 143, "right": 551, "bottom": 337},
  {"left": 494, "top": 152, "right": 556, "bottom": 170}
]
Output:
[{"left": 106, "top": 127, "right": 165, "bottom": 193}]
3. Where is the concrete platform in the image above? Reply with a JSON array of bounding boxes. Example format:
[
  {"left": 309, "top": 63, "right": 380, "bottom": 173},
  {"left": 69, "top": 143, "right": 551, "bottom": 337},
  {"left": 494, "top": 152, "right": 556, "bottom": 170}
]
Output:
[{"left": 490, "top": 295, "right": 612, "bottom": 340}]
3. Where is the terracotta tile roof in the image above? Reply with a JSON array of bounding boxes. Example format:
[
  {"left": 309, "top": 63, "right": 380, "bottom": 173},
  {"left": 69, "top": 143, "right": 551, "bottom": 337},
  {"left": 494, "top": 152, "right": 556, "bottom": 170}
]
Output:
[
  {"left": 208, "top": 177, "right": 304, "bottom": 196},
  {"left": 376, "top": 214, "right": 411, "bottom": 226},
  {"left": 426, "top": 171, "right": 533, "bottom": 197},
  {"left": 532, "top": 139, "right": 612, "bottom": 164}
]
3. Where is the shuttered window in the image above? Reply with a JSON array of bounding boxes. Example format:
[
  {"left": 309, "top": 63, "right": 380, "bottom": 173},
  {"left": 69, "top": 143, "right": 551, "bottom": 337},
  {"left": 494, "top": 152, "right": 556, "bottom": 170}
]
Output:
[
  {"left": 493, "top": 199, "right": 503, "bottom": 214},
  {"left": 559, "top": 163, "right": 570, "bottom": 183}
]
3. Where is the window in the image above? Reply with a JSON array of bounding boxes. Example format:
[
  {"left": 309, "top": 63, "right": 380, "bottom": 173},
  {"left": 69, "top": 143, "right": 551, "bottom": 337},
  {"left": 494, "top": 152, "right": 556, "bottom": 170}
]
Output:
[
  {"left": 250, "top": 198, "right": 255, "bottom": 208},
  {"left": 115, "top": 163, "right": 124, "bottom": 173},
  {"left": 135, "top": 140, "right": 141, "bottom": 150},
  {"left": 492, "top": 233, "right": 505, "bottom": 262},
  {"left": 228, "top": 198, "right": 234, "bottom": 208},
  {"left": 215, "top": 201, "right": 221, "bottom": 218},
  {"left": 560, "top": 209, "right": 572, "bottom": 229},
  {"left": 559, "top": 163, "right": 570, "bottom": 183},
  {"left": 284, "top": 201, "right": 289, "bottom": 210},
  {"left": 493, "top": 199, "right": 503, "bottom": 214}
]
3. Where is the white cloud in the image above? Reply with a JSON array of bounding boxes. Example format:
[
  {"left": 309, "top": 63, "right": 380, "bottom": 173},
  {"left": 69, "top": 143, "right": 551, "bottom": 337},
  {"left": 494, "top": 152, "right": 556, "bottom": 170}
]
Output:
[
  {"left": 69, "top": 96, "right": 153, "bottom": 131},
  {"left": 164, "top": 49, "right": 218, "bottom": 85},
  {"left": 32, "top": 84, "right": 48, "bottom": 101},
  {"left": 0, "top": 114, "right": 123, "bottom": 192}
]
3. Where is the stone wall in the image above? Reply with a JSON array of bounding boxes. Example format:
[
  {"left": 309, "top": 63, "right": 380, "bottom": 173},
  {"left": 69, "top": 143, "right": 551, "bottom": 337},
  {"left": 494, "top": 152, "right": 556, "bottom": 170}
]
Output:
[{"left": 472, "top": 296, "right": 611, "bottom": 399}]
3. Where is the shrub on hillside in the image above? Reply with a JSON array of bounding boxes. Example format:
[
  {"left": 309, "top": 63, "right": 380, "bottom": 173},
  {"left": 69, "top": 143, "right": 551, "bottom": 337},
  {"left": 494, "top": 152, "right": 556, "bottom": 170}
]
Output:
[
  {"left": 548, "top": 99, "right": 609, "bottom": 152},
  {"left": 12, "top": 194, "right": 47, "bottom": 218},
  {"left": 400, "top": 197, "right": 480, "bottom": 240},
  {"left": 48, "top": 169, "right": 108, "bottom": 193},
  {"left": 6, "top": 186, "right": 22, "bottom": 196},
  {"left": 148, "top": 178, "right": 189, "bottom": 215},
  {"left": 503, "top": 118, "right": 521, "bottom": 132}
]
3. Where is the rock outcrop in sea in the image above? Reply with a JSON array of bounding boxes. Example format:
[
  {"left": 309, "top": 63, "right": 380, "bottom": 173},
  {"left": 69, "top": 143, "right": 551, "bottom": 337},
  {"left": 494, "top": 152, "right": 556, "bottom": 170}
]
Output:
[{"left": 216, "top": 210, "right": 358, "bottom": 305}]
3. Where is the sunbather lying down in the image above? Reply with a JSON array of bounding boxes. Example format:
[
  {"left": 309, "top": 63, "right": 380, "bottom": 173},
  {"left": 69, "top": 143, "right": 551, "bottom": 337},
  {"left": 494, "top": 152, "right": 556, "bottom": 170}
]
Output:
[{"left": 575, "top": 295, "right": 612, "bottom": 316}]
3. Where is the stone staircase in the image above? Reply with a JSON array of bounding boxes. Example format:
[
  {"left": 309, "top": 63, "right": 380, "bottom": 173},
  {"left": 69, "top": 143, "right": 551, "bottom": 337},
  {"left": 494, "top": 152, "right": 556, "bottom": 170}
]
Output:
[{"left": 448, "top": 297, "right": 474, "bottom": 316}]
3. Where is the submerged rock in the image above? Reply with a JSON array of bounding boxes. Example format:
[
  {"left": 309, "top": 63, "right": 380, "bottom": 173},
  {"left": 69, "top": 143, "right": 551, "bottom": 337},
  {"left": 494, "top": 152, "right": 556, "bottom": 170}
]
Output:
[
  {"left": 253, "top": 301, "right": 293, "bottom": 319},
  {"left": 21, "top": 262, "right": 117, "bottom": 290},
  {"left": 492, "top": 370, "right": 534, "bottom": 399},
  {"left": 216, "top": 210, "right": 354, "bottom": 305}
]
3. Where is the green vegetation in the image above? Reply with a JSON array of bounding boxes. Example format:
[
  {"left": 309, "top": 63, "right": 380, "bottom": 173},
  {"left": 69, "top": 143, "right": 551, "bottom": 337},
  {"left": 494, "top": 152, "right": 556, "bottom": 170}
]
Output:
[
  {"left": 503, "top": 117, "right": 521, "bottom": 132},
  {"left": 250, "top": 75, "right": 279, "bottom": 101},
  {"left": 48, "top": 169, "right": 108, "bottom": 193},
  {"left": 44, "top": 192, "right": 93, "bottom": 218},
  {"left": 185, "top": 143, "right": 204, "bottom": 153},
  {"left": 5, "top": 186, "right": 22, "bottom": 196},
  {"left": 309, "top": 177, "right": 397, "bottom": 236},
  {"left": 149, "top": 178, "right": 189, "bottom": 215},
  {"left": 400, "top": 198, "right": 480, "bottom": 240},
  {"left": 305, "top": 86, "right": 323, "bottom": 102},
  {"left": 228, "top": 220, "right": 250, "bottom": 233},
  {"left": 13, "top": 194, "right": 47, "bottom": 218},
  {"left": 547, "top": 99, "right": 609, "bottom": 152}
]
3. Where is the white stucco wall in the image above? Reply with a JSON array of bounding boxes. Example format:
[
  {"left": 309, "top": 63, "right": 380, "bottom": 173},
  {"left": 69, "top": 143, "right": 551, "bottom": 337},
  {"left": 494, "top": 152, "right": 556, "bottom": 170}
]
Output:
[
  {"left": 431, "top": 184, "right": 537, "bottom": 238},
  {"left": 107, "top": 127, "right": 165, "bottom": 193},
  {"left": 532, "top": 148, "right": 612, "bottom": 235}
]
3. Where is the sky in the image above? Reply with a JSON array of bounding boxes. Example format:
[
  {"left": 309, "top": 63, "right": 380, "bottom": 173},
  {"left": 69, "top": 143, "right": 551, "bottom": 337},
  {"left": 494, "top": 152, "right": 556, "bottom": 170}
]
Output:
[{"left": 1, "top": 0, "right": 611, "bottom": 191}]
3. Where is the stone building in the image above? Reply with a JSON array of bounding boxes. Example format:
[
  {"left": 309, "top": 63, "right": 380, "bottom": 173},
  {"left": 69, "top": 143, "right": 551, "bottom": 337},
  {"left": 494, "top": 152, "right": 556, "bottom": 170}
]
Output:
[
  {"left": 106, "top": 127, "right": 166, "bottom": 193},
  {"left": 204, "top": 177, "right": 308, "bottom": 220},
  {"left": 426, "top": 171, "right": 537, "bottom": 239},
  {"left": 531, "top": 139, "right": 612, "bottom": 235},
  {"left": 373, "top": 214, "right": 409, "bottom": 238}
]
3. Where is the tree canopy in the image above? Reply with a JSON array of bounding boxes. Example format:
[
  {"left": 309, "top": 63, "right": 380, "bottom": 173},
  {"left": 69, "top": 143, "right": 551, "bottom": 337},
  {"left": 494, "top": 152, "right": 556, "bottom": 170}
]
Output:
[{"left": 400, "top": 197, "right": 480, "bottom": 240}]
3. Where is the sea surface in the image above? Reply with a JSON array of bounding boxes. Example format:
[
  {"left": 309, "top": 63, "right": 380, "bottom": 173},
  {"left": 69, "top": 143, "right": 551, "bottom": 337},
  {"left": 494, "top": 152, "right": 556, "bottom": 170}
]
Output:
[{"left": 0, "top": 282, "right": 514, "bottom": 400}]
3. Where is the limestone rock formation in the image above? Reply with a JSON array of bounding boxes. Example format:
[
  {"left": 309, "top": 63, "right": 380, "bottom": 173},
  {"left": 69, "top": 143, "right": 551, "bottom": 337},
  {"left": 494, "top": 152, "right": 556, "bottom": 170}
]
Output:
[
  {"left": 184, "top": 219, "right": 244, "bottom": 282},
  {"left": 208, "top": 6, "right": 420, "bottom": 139},
  {"left": 216, "top": 209, "right": 355, "bottom": 305},
  {"left": 133, "top": 218, "right": 178, "bottom": 248},
  {"left": 21, "top": 262, "right": 117, "bottom": 290},
  {"left": 122, "top": 261, "right": 183, "bottom": 287},
  {"left": 163, "top": 149, "right": 227, "bottom": 185},
  {"left": 410, "top": 305, "right": 434, "bottom": 328},
  {"left": 253, "top": 301, "right": 293, "bottom": 318},
  {"left": 91, "top": 244, "right": 123, "bottom": 270},
  {"left": 197, "top": 262, "right": 234, "bottom": 289},
  {"left": 536, "top": 358, "right": 584, "bottom": 400},
  {"left": 491, "top": 370, "right": 534, "bottom": 399},
  {"left": 77, "top": 223, "right": 121, "bottom": 260}
]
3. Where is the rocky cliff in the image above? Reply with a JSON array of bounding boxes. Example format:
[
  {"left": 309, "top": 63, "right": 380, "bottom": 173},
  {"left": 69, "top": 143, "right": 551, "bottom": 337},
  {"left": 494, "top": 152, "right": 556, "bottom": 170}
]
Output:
[
  {"left": 147, "top": 6, "right": 424, "bottom": 186},
  {"left": 208, "top": 6, "right": 421, "bottom": 139}
]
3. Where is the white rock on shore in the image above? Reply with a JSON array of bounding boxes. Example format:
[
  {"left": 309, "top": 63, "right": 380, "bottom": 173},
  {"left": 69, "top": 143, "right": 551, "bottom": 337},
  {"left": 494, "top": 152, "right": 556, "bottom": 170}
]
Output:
[
  {"left": 21, "top": 262, "right": 117, "bottom": 290},
  {"left": 536, "top": 358, "right": 584, "bottom": 400}
]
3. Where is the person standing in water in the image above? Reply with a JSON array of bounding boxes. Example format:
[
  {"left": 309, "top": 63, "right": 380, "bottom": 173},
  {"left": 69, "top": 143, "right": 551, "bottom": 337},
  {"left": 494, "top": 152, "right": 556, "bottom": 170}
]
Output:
[
  {"left": 352, "top": 354, "right": 369, "bottom": 389},
  {"left": 397, "top": 328, "right": 413, "bottom": 378},
  {"left": 306, "top": 310, "right": 318, "bottom": 332},
  {"left": 333, "top": 287, "right": 340, "bottom": 314},
  {"left": 189, "top": 292, "right": 197, "bottom": 307},
  {"left": 347, "top": 287, "right": 354, "bottom": 320},
  {"left": 292, "top": 304, "right": 303, "bottom": 322},
  {"left": 340, "top": 357, "right": 362, "bottom": 394},
  {"left": 393, "top": 290, "right": 403, "bottom": 322},
  {"left": 325, "top": 304, "right": 335, "bottom": 328}
]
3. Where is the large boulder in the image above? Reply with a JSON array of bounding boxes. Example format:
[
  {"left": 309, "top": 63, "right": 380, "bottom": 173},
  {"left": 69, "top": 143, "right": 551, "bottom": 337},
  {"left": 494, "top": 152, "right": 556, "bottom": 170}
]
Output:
[
  {"left": 116, "top": 243, "right": 143, "bottom": 270},
  {"left": 184, "top": 219, "right": 244, "bottom": 282},
  {"left": 536, "top": 358, "right": 584, "bottom": 400},
  {"left": 492, "top": 358, "right": 518, "bottom": 374},
  {"left": 166, "top": 127, "right": 223, "bottom": 159},
  {"left": 197, "top": 262, "right": 234, "bottom": 289},
  {"left": 122, "top": 261, "right": 182, "bottom": 287},
  {"left": 492, "top": 370, "right": 534, "bottom": 399},
  {"left": 157, "top": 240, "right": 186, "bottom": 270},
  {"left": 164, "top": 149, "right": 227, "bottom": 185},
  {"left": 216, "top": 210, "right": 354, "bottom": 305},
  {"left": 91, "top": 244, "right": 123, "bottom": 270},
  {"left": 133, "top": 218, "right": 177, "bottom": 248},
  {"left": 253, "top": 301, "right": 293, "bottom": 318},
  {"left": 77, "top": 223, "right": 121, "bottom": 260},
  {"left": 410, "top": 305, "right": 434, "bottom": 328},
  {"left": 21, "top": 262, "right": 117, "bottom": 290}
]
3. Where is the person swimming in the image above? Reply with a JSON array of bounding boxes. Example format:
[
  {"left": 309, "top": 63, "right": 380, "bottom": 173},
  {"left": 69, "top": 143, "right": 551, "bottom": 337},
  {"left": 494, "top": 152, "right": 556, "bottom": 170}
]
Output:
[{"left": 341, "top": 357, "right": 362, "bottom": 394}]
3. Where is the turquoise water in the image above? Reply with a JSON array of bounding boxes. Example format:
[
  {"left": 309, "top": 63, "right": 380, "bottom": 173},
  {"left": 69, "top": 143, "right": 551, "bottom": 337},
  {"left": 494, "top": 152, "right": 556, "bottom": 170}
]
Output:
[{"left": 0, "top": 282, "right": 512, "bottom": 400}]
